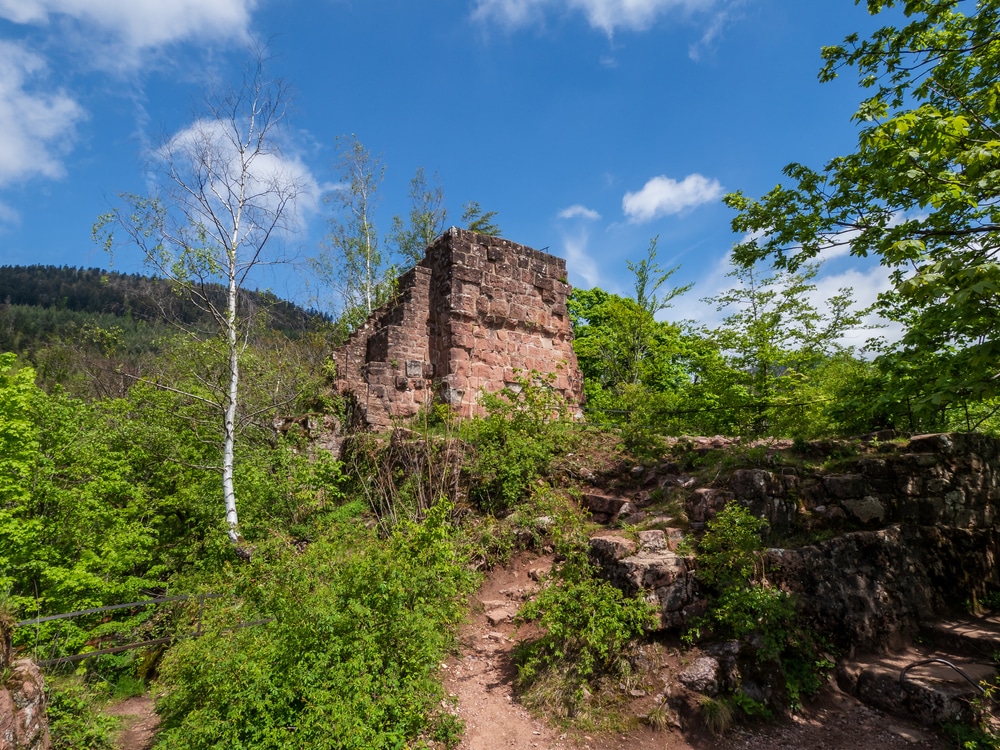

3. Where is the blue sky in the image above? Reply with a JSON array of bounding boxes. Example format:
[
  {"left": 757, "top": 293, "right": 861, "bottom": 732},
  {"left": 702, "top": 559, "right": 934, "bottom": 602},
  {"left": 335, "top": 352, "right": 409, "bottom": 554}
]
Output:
[{"left": 0, "top": 0, "right": 895, "bottom": 332}]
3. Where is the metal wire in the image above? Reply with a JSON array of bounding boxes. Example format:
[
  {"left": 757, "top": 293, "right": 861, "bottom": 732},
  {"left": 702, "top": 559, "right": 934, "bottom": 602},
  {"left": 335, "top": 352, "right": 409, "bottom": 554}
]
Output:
[
  {"left": 15, "top": 594, "right": 223, "bottom": 627},
  {"left": 899, "top": 657, "right": 992, "bottom": 697}
]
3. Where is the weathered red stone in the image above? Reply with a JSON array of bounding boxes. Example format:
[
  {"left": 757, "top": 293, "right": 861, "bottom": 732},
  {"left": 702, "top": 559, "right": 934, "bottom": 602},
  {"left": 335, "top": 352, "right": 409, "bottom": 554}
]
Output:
[{"left": 332, "top": 228, "right": 584, "bottom": 428}]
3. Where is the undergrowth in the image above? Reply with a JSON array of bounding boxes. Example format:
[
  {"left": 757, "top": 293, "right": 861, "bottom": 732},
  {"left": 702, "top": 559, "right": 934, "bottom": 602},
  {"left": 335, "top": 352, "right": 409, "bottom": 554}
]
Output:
[
  {"left": 465, "top": 371, "right": 570, "bottom": 516},
  {"left": 687, "top": 503, "right": 831, "bottom": 716},
  {"left": 513, "top": 507, "right": 657, "bottom": 728},
  {"left": 153, "top": 500, "right": 476, "bottom": 750},
  {"left": 46, "top": 677, "right": 118, "bottom": 750}
]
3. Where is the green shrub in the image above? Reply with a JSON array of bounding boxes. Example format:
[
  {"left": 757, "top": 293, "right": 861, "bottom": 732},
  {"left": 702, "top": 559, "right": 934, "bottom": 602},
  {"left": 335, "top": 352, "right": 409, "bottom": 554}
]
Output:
[
  {"left": 699, "top": 695, "right": 735, "bottom": 736},
  {"left": 154, "top": 500, "right": 476, "bottom": 750},
  {"left": 514, "top": 512, "right": 656, "bottom": 724},
  {"left": 515, "top": 573, "right": 654, "bottom": 683},
  {"left": 692, "top": 502, "right": 828, "bottom": 708},
  {"left": 47, "top": 678, "right": 118, "bottom": 750},
  {"left": 466, "top": 372, "right": 568, "bottom": 515}
]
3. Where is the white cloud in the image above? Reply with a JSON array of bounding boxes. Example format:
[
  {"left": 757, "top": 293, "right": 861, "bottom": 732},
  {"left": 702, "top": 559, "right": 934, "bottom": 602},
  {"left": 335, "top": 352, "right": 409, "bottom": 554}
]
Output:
[
  {"left": 472, "top": 0, "right": 717, "bottom": 35},
  {"left": 622, "top": 173, "right": 723, "bottom": 222},
  {"left": 0, "top": 200, "right": 19, "bottom": 225},
  {"left": 0, "top": 0, "right": 255, "bottom": 51},
  {"left": 561, "top": 230, "right": 602, "bottom": 289},
  {"left": 0, "top": 0, "right": 259, "bottom": 213},
  {"left": 162, "top": 117, "right": 322, "bottom": 235},
  {"left": 684, "top": 248, "right": 898, "bottom": 350},
  {"left": 558, "top": 204, "right": 601, "bottom": 221},
  {"left": 807, "top": 264, "right": 898, "bottom": 348},
  {"left": 688, "top": 1, "right": 744, "bottom": 60},
  {"left": 0, "top": 41, "right": 83, "bottom": 187}
]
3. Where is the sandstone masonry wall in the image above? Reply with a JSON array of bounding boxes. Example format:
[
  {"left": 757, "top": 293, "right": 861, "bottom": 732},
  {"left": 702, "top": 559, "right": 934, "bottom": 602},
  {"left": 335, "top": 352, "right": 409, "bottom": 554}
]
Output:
[
  {"left": 586, "top": 433, "right": 1000, "bottom": 652},
  {"left": 333, "top": 228, "right": 583, "bottom": 429}
]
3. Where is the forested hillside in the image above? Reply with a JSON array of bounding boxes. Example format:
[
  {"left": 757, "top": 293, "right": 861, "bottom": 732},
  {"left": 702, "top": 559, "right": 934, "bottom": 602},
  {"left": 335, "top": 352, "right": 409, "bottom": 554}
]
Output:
[
  {"left": 0, "top": 265, "right": 330, "bottom": 398},
  {"left": 0, "top": 264, "right": 326, "bottom": 339}
]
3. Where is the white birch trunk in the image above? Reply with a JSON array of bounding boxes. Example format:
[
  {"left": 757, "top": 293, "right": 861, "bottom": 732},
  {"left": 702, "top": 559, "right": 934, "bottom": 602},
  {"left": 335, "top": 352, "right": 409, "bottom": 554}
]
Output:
[{"left": 223, "top": 265, "right": 241, "bottom": 544}]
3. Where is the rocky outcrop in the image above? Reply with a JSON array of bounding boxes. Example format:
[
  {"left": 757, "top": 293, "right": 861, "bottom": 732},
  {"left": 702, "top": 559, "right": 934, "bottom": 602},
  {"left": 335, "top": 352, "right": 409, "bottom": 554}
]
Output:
[
  {"left": 767, "top": 525, "right": 1000, "bottom": 652},
  {"left": 588, "top": 530, "right": 701, "bottom": 629},
  {"left": 0, "top": 617, "right": 51, "bottom": 750},
  {"left": 683, "top": 432, "right": 1000, "bottom": 534},
  {"left": 590, "top": 433, "right": 1000, "bottom": 653}
]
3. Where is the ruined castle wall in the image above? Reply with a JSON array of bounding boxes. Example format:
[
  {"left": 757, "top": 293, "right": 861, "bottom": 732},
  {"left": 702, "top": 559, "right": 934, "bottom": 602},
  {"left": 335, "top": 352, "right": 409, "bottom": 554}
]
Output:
[
  {"left": 334, "top": 265, "right": 434, "bottom": 428},
  {"left": 333, "top": 228, "right": 583, "bottom": 429},
  {"left": 421, "top": 229, "right": 581, "bottom": 415}
]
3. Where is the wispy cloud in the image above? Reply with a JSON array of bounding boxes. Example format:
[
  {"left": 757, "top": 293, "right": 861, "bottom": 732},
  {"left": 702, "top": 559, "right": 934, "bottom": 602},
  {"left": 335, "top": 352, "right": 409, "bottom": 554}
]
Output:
[
  {"left": 688, "top": 0, "right": 745, "bottom": 60},
  {"left": 0, "top": 41, "right": 84, "bottom": 187},
  {"left": 0, "top": 0, "right": 259, "bottom": 216},
  {"left": 162, "top": 117, "right": 323, "bottom": 235},
  {"left": 622, "top": 173, "right": 723, "bottom": 222},
  {"left": 472, "top": 0, "right": 740, "bottom": 37},
  {"left": 558, "top": 204, "right": 601, "bottom": 221},
  {"left": 561, "top": 230, "right": 602, "bottom": 289},
  {"left": 0, "top": 0, "right": 256, "bottom": 55}
]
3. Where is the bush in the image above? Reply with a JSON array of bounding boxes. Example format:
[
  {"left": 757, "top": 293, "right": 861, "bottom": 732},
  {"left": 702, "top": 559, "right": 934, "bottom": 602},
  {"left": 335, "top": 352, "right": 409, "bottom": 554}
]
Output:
[
  {"left": 47, "top": 678, "right": 118, "bottom": 750},
  {"left": 466, "top": 372, "right": 569, "bottom": 515},
  {"left": 513, "top": 514, "right": 657, "bottom": 723},
  {"left": 154, "top": 501, "right": 476, "bottom": 750},
  {"left": 692, "top": 503, "right": 828, "bottom": 709},
  {"left": 515, "top": 573, "right": 655, "bottom": 684}
]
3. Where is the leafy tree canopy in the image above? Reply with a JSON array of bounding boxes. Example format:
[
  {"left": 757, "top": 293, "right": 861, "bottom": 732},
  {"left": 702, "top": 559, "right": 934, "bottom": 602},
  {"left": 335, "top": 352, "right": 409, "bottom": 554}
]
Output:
[{"left": 725, "top": 0, "right": 1000, "bottom": 407}]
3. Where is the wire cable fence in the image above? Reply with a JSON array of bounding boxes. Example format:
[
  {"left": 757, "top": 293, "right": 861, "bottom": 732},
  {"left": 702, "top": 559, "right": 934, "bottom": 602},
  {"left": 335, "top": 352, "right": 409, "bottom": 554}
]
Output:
[{"left": 13, "top": 593, "right": 271, "bottom": 667}]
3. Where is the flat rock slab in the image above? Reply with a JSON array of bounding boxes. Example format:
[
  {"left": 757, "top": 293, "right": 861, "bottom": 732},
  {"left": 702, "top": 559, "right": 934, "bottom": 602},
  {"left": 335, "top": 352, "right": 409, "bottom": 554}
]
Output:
[
  {"left": 839, "top": 646, "right": 997, "bottom": 725},
  {"left": 485, "top": 608, "right": 516, "bottom": 627},
  {"left": 923, "top": 614, "right": 1000, "bottom": 657}
]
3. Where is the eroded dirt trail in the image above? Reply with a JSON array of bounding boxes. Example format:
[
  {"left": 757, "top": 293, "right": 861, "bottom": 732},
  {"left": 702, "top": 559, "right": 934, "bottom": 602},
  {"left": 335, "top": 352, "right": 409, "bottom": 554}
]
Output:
[
  {"left": 443, "top": 552, "right": 691, "bottom": 750},
  {"left": 444, "top": 552, "right": 569, "bottom": 749},
  {"left": 104, "top": 694, "right": 159, "bottom": 750},
  {"left": 444, "top": 551, "right": 949, "bottom": 750}
]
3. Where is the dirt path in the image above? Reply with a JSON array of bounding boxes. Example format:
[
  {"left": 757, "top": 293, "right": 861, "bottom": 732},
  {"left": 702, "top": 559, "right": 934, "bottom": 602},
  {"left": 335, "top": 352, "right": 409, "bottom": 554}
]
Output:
[
  {"left": 444, "top": 552, "right": 950, "bottom": 750},
  {"left": 444, "top": 552, "right": 691, "bottom": 750},
  {"left": 95, "top": 555, "right": 951, "bottom": 750},
  {"left": 104, "top": 694, "right": 160, "bottom": 750}
]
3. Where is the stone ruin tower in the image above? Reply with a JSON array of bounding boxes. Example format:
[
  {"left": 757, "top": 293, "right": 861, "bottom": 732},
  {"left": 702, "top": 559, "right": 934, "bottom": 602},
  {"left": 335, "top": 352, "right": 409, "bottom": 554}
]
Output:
[{"left": 332, "top": 227, "right": 584, "bottom": 429}]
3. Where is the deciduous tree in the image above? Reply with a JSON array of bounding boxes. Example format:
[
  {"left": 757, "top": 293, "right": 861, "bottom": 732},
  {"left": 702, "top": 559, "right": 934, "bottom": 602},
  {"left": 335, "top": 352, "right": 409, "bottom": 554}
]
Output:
[
  {"left": 389, "top": 167, "right": 447, "bottom": 265},
  {"left": 95, "top": 56, "right": 307, "bottom": 547},
  {"left": 315, "top": 135, "right": 396, "bottom": 331},
  {"left": 726, "top": 0, "right": 1000, "bottom": 410}
]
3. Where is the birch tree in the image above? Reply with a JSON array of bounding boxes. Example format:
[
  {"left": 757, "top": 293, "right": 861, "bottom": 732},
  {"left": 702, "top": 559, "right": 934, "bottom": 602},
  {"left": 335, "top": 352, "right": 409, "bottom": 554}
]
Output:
[
  {"left": 95, "top": 57, "right": 308, "bottom": 548},
  {"left": 389, "top": 167, "right": 447, "bottom": 265},
  {"left": 314, "top": 135, "right": 396, "bottom": 332}
]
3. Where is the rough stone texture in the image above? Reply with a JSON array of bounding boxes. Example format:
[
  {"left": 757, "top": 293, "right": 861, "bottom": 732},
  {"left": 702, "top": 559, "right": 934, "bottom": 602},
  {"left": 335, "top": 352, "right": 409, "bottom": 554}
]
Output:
[
  {"left": 836, "top": 650, "right": 997, "bottom": 726},
  {"left": 687, "top": 488, "right": 734, "bottom": 528},
  {"left": 332, "top": 228, "right": 583, "bottom": 429},
  {"left": 768, "top": 525, "right": 1000, "bottom": 652},
  {"left": 595, "top": 433, "right": 1000, "bottom": 658},
  {"left": 582, "top": 493, "right": 632, "bottom": 523},
  {"left": 680, "top": 433, "right": 1000, "bottom": 534},
  {"left": 0, "top": 620, "right": 50, "bottom": 750},
  {"left": 677, "top": 656, "right": 721, "bottom": 696},
  {"left": 588, "top": 531, "right": 700, "bottom": 629}
]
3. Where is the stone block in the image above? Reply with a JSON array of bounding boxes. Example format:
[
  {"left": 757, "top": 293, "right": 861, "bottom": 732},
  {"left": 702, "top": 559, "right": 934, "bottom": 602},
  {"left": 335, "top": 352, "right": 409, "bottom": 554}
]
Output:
[
  {"left": 589, "top": 533, "right": 638, "bottom": 561},
  {"left": 842, "top": 496, "right": 886, "bottom": 523},
  {"left": 638, "top": 530, "right": 666, "bottom": 551},
  {"left": 824, "top": 474, "right": 868, "bottom": 499}
]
